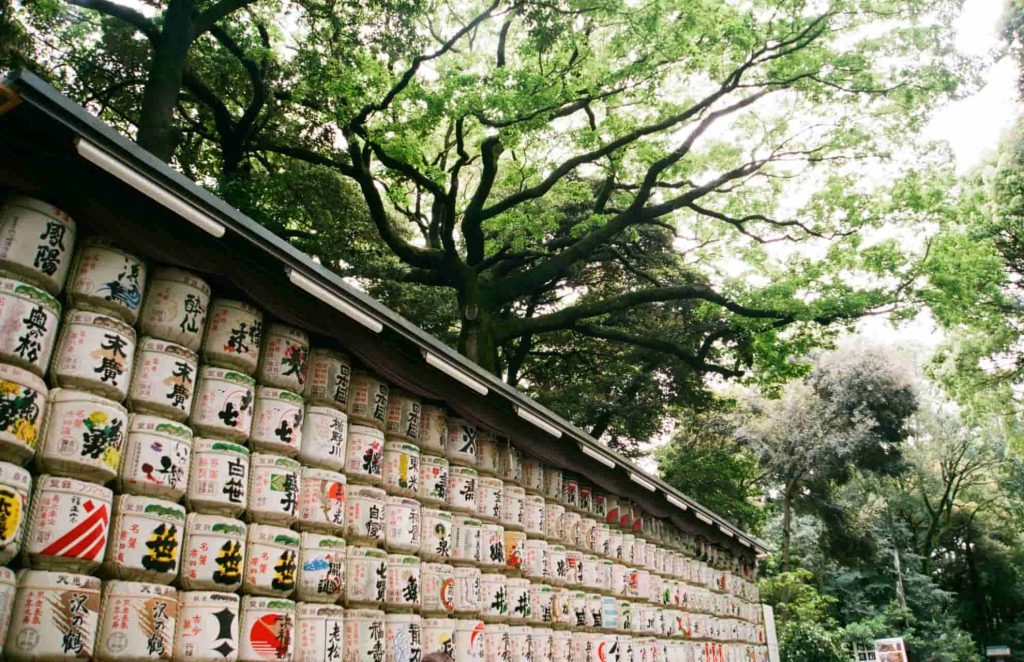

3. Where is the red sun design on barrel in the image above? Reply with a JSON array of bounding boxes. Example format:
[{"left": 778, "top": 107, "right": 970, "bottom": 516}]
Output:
[{"left": 249, "top": 613, "right": 291, "bottom": 660}]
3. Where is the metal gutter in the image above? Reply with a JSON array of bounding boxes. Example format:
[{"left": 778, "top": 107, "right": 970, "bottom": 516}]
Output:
[{"left": 5, "top": 68, "right": 768, "bottom": 554}]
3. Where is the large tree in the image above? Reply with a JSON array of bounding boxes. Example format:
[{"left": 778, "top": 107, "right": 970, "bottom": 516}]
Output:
[{"left": 12, "top": 0, "right": 969, "bottom": 443}]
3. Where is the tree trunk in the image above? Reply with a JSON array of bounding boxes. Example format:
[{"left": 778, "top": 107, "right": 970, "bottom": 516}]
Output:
[
  {"left": 780, "top": 484, "right": 795, "bottom": 572},
  {"left": 458, "top": 273, "right": 499, "bottom": 374},
  {"left": 136, "top": 0, "right": 195, "bottom": 161}
]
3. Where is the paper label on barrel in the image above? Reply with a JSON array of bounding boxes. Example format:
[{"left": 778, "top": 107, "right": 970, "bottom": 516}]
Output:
[
  {"left": 122, "top": 430, "right": 191, "bottom": 495},
  {"left": 184, "top": 533, "right": 245, "bottom": 588},
  {"left": 295, "top": 613, "right": 343, "bottom": 662},
  {"left": 453, "top": 570, "right": 480, "bottom": 611},
  {"left": 477, "top": 481, "right": 503, "bottom": 521},
  {"left": 480, "top": 577, "right": 507, "bottom": 618},
  {"left": 239, "top": 604, "right": 295, "bottom": 661},
  {"left": 348, "top": 377, "right": 388, "bottom": 425},
  {"left": 385, "top": 561, "right": 420, "bottom": 609},
  {"left": 140, "top": 274, "right": 209, "bottom": 349},
  {"left": 451, "top": 520, "right": 481, "bottom": 564},
  {"left": 262, "top": 332, "right": 308, "bottom": 389},
  {"left": 0, "top": 375, "right": 43, "bottom": 451},
  {"left": 71, "top": 246, "right": 145, "bottom": 316},
  {"left": 446, "top": 423, "right": 476, "bottom": 464},
  {"left": 100, "top": 592, "right": 177, "bottom": 659},
  {"left": 175, "top": 599, "right": 238, "bottom": 659},
  {"left": 385, "top": 501, "right": 420, "bottom": 550},
  {"left": 300, "top": 548, "right": 344, "bottom": 600},
  {"left": 249, "top": 464, "right": 299, "bottom": 520},
  {"left": 44, "top": 402, "right": 127, "bottom": 474},
  {"left": 523, "top": 498, "right": 544, "bottom": 535},
  {"left": 0, "top": 483, "right": 25, "bottom": 552},
  {"left": 422, "top": 567, "right": 455, "bottom": 613},
  {"left": 421, "top": 512, "right": 452, "bottom": 560},
  {"left": 112, "top": 510, "right": 182, "bottom": 576},
  {"left": 482, "top": 527, "right": 504, "bottom": 568},
  {"left": 385, "top": 619, "right": 422, "bottom": 662},
  {"left": 190, "top": 450, "right": 248, "bottom": 510},
  {"left": 206, "top": 302, "right": 262, "bottom": 366},
  {"left": 252, "top": 396, "right": 303, "bottom": 452},
  {"left": 306, "top": 352, "right": 350, "bottom": 408},
  {"left": 383, "top": 445, "right": 419, "bottom": 493},
  {"left": 345, "top": 494, "right": 385, "bottom": 542},
  {"left": 246, "top": 542, "right": 298, "bottom": 594},
  {"left": 419, "top": 458, "right": 448, "bottom": 503},
  {"left": 455, "top": 622, "right": 485, "bottom": 662},
  {"left": 345, "top": 428, "right": 384, "bottom": 482},
  {"left": 0, "top": 281, "right": 59, "bottom": 372},
  {"left": 504, "top": 532, "right": 525, "bottom": 572},
  {"left": 419, "top": 407, "right": 446, "bottom": 454},
  {"left": 507, "top": 584, "right": 531, "bottom": 620},
  {"left": 422, "top": 623, "right": 455, "bottom": 659},
  {"left": 10, "top": 585, "right": 100, "bottom": 657},
  {"left": 347, "top": 555, "right": 387, "bottom": 604},
  {"left": 28, "top": 486, "right": 110, "bottom": 562},
  {"left": 298, "top": 475, "right": 346, "bottom": 528},
  {"left": 193, "top": 373, "right": 254, "bottom": 437},
  {"left": 0, "top": 202, "right": 75, "bottom": 290},
  {"left": 300, "top": 410, "right": 346, "bottom": 468},
  {"left": 385, "top": 396, "right": 420, "bottom": 441},
  {"left": 447, "top": 472, "right": 477, "bottom": 512}
]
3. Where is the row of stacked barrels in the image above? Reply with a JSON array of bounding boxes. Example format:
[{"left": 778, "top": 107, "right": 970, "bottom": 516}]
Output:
[{"left": 0, "top": 195, "right": 770, "bottom": 662}]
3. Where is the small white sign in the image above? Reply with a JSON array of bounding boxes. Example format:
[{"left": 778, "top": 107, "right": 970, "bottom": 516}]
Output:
[
  {"left": 763, "top": 605, "right": 780, "bottom": 662},
  {"left": 875, "top": 637, "right": 909, "bottom": 662}
]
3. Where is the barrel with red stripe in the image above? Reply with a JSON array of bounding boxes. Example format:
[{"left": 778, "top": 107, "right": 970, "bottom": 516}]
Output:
[{"left": 23, "top": 475, "right": 112, "bottom": 572}]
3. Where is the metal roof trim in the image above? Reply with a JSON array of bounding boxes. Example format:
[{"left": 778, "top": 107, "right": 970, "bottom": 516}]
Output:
[{"left": 6, "top": 68, "right": 768, "bottom": 554}]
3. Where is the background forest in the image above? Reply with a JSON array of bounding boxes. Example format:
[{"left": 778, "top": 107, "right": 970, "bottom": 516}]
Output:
[{"left": 5, "top": 0, "right": 1024, "bottom": 658}]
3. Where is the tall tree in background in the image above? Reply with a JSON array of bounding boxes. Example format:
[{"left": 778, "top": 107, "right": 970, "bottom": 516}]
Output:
[
  {"left": 736, "top": 343, "right": 918, "bottom": 570},
  {"left": 10, "top": 0, "right": 970, "bottom": 445}
]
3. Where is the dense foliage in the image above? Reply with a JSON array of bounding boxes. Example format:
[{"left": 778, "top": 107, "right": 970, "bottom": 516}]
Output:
[{"left": 5, "top": 0, "right": 974, "bottom": 453}]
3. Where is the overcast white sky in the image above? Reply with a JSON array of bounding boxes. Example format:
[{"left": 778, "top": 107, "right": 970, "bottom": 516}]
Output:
[{"left": 853, "top": 0, "right": 1020, "bottom": 350}]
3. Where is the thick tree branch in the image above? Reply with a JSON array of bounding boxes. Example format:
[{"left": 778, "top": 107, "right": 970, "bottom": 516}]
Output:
[
  {"left": 63, "top": 0, "right": 158, "bottom": 41},
  {"left": 573, "top": 324, "right": 745, "bottom": 378},
  {"left": 193, "top": 0, "right": 256, "bottom": 37}
]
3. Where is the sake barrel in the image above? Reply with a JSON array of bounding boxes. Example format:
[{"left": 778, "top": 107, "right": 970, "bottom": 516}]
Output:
[
  {"left": 446, "top": 465, "right": 478, "bottom": 515},
  {"left": 185, "top": 439, "right": 249, "bottom": 516},
  {"left": 0, "top": 196, "right": 76, "bottom": 294},
  {"left": 0, "top": 461, "right": 29, "bottom": 564},
  {"left": 496, "top": 444, "right": 520, "bottom": 485},
  {"left": 544, "top": 545, "right": 569, "bottom": 586},
  {"left": 551, "top": 630, "right": 572, "bottom": 662},
  {"left": 256, "top": 323, "right": 308, "bottom": 392},
  {"left": 0, "top": 362, "right": 47, "bottom": 463},
  {"left": 529, "top": 627, "right": 553, "bottom": 660},
  {"left": 600, "top": 596, "right": 618, "bottom": 631},
  {"left": 610, "top": 564, "right": 627, "bottom": 598},
  {"left": 455, "top": 618, "right": 486, "bottom": 662},
  {"left": 0, "top": 277, "right": 60, "bottom": 376},
  {"left": 384, "top": 613, "right": 422, "bottom": 662},
  {"left": 246, "top": 452, "right": 301, "bottom": 525},
  {"left": 95, "top": 581, "right": 177, "bottom": 662},
  {"left": 344, "top": 545, "right": 387, "bottom": 608},
  {"left": 483, "top": 623, "right": 510, "bottom": 662},
  {"left": 479, "top": 572, "right": 508, "bottom": 623},
  {"left": 581, "top": 555, "right": 600, "bottom": 592},
  {"left": 503, "top": 529, "right": 526, "bottom": 575},
  {"left": 541, "top": 466, "right": 562, "bottom": 502},
  {"left": 382, "top": 439, "right": 420, "bottom": 497},
  {"left": 303, "top": 348, "right": 351, "bottom": 411},
  {"left": 523, "top": 540, "right": 547, "bottom": 583},
  {"left": 501, "top": 484, "right": 525, "bottom": 532},
  {"left": 418, "top": 404, "right": 447, "bottom": 455},
  {"left": 104, "top": 495, "right": 185, "bottom": 583},
  {"left": 444, "top": 417, "right": 476, "bottom": 468},
  {"left": 51, "top": 310, "right": 135, "bottom": 401},
  {"left": 138, "top": 267, "right": 211, "bottom": 351},
  {"left": 23, "top": 475, "right": 112, "bottom": 571},
  {"left": 607, "top": 530, "right": 622, "bottom": 563},
  {"left": 347, "top": 371, "right": 388, "bottom": 430},
  {"left": 117, "top": 414, "right": 192, "bottom": 500},
  {"left": 420, "top": 562, "right": 455, "bottom": 616},
  {"left": 66, "top": 237, "right": 146, "bottom": 324},
  {"left": 343, "top": 484, "right": 386, "bottom": 546},
  {"left": 6, "top": 570, "right": 100, "bottom": 661},
  {"left": 242, "top": 524, "right": 299, "bottom": 598},
  {"left": 295, "top": 466, "right": 346, "bottom": 533},
  {"left": 296, "top": 532, "right": 346, "bottom": 604},
  {"left": 519, "top": 458, "right": 543, "bottom": 494},
  {"left": 294, "top": 603, "right": 344, "bottom": 662},
  {"left": 384, "top": 553, "right": 421, "bottom": 612},
  {"left": 565, "top": 549, "right": 584, "bottom": 588},
  {"left": 384, "top": 389, "right": 421, "bottom": 443},
  {"left": 384, "top": 495, "right": 421, "bottom": 554},
  {"left": 475, "top": 430, "right": 500, "bottom": 476},
  {"left": 345, "top": 423, "right": 384, "bottom": 486},
  {"left": 560, "top": 474, "right": 580, "bottom": 513},
  {"left": 480, "top": 523, "right": 506, "bottom": 571},
  {"left": 590, "top": 523, "right": 610, "bottom": 559},
  {"left": 0, "top": 566, "right": 15, "bottom": 657},
  {"left": 452, "top": 565, "right": 481, "bottom": 615},
  {"left": 238, "top": 596, "right": 295, "bottom": 662},
  {"left": 421, "top": 618, "right": 456, "bottom": 659},
  {"left": 578, "top": 482, "right": 593, "bottom": 516},
  {"left": 592, "top": 492, "right": 607, "bottom": 523},
  {"left": 298, "top": 404, "right": 347, "bottom": 471},
  {"left": 201, "top": 298, "right": 263, "bottom": 374},
  {"left": 506, "top": 578, "right": 531, "bottom": 623},
  {"left": 543, "top": 503, "right": 565, "bottom": 543},
  {"left": 620, "top": 534, "right": 635, "bottom": 565},
  {"left": 343, "top": 609, "right": 386, "bottom": 662},
  {"left": 249, "top": 387, "right": 303, "bottom": 456},
  {"left": 171, "top": 591, "right": 239, "bottom": 662},
  {"left": 522, "top": 495, "right": 544, "bottom": 538},
  {"left": 450, "top": 515, "right": 482, "bottom": 567},
  {"left": 38, "top": 388, "right": 127, "bottom": 483},
  {"left": 529, "top": 583, "right": 554, "bottom": 625},
  {"left": 417, "top": 453, "right": 448, "bottom": 506},
  {"left": 189, "top": 367, "right": 255, "bottom": 442},
  {"left": 179, "top": 513, "right": 246, "bottom": 592},
  {"left": 506, "top": 626, "right": 529, "bottom": 662},
  {"left": 560, "top": 511, "right": 581, "bottom": 550},
  {"left": 476, "top": 476, "right": 504, "bottom": 523},
  {"left": 419, "top": 507, "right": 453, "bottom": 563}
]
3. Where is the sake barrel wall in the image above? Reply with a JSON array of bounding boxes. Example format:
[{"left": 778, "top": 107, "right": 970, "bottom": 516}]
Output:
[{"left": 0, "top": 194, "right": 770, "bottom": 662}]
